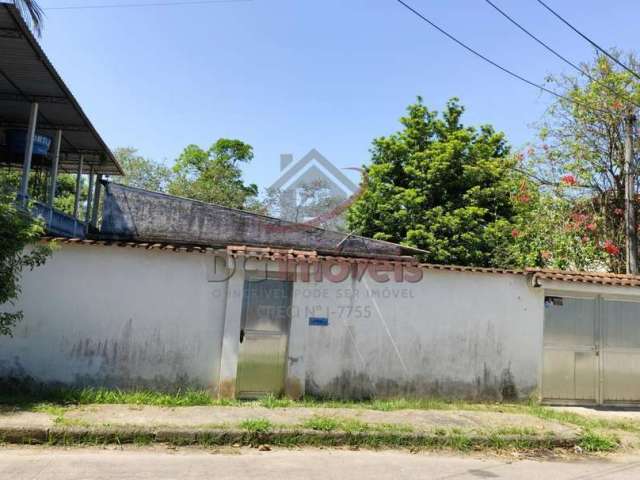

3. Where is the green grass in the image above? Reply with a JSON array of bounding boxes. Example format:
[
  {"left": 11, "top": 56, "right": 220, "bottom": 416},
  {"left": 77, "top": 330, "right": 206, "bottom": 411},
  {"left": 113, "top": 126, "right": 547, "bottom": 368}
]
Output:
[
  {"left": 578, "top": 430, "right": 619, "bottom": 452},
  {"left": 303, "top": 416, "right": 340, "bottom": 432},
  {"left": 0, "top": 388, "right": 231, "bottom": 408},
  {"left": 239, "top": 418, "right": 273, "bottom": 434},
  {"left": 301, "top": 416, "right": 414, "bottom": 434}
]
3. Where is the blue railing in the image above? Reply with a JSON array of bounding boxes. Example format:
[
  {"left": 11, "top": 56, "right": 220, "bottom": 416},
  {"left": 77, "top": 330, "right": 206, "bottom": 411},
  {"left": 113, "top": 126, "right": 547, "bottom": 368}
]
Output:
[{"left": 31, "top": 202, "right": 87, "bottom": 238}]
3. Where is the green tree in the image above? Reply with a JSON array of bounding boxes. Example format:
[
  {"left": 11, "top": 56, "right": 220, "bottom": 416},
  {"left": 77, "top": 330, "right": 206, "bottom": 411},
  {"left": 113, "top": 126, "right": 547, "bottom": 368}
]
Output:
[
  {"left": 516, "top": 52, "right": 640, "bottom": 273},
  {"left": 347, "top": 97, "right": 519, "bottom": 267},
  {"left": 168, "top": 139, "right": 258, "bottom": 209},
  {"left": 0, "top": 186, "right": 50, "bottom": 336},
  {"left": 495, "top": 176, "right": 607, "bottom": 270},
  {"left": 114, "top": 147, "right": 172, "bottom": 192}
]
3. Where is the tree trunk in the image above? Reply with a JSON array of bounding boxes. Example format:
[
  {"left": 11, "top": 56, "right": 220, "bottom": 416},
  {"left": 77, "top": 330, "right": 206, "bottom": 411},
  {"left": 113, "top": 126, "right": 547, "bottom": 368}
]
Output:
[{"left": 624, "top": 114, "right": 638, "bottom": 274}]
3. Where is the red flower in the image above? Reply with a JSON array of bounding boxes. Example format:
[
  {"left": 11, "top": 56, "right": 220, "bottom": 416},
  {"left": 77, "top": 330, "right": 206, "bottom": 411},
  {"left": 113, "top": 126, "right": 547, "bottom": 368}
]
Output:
[
  {"left": 603, "top": 240, "right": 620, "bottom": 256},
  {"left": 586, "top": 223, "right": 597, "bottom": 232},
  {"left": 561, "top": 174, "right": 577, "bottom": 186},
  {"left": 511, "top": 229, "right": 521, "bottom": 238},
  {"left": 612, "top": 100, "right": 623, "bottom": 110},
  {"left": 516, "top": 194, "right": 530, "bottom": 204},
  {"left": 614, "top": 208, "right": 624, "bottom": 216}
]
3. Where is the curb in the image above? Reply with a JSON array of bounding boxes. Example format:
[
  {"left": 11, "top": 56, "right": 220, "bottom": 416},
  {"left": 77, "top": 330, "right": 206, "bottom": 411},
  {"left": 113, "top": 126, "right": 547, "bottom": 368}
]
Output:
[{"left": 0, "top": 426, "right": 581, "bottom": 450}]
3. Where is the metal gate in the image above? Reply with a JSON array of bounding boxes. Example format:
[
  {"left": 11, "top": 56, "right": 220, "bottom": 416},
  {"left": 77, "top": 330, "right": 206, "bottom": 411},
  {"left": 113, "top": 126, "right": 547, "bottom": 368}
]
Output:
[
  {"left": 236, "top": 278, "right": 293, "bottom": 399},
  {"left": 542, "top": 295, "right": 640, "bottom": 405}
]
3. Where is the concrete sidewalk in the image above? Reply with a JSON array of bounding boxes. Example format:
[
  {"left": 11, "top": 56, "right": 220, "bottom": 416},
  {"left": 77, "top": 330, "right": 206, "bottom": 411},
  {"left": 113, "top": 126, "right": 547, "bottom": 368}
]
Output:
[{"left": 0, "top": 404, "right": 581, "bottom": 449}]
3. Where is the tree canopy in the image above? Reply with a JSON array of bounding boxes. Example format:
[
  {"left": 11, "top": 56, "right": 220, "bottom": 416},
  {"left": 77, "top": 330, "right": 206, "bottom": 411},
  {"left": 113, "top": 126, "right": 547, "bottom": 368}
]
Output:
[
  {"left": 510, "top": 52, "right": 640, "bottom": 273},
  {"left": 347, "top": 97, "right": 519, "bottom": 267},
  {"left": 167, "top": 139, "right": 258, "bottom": 209},
  {"left": 114, "top": 147, "right": 172, "bottom": 193}
]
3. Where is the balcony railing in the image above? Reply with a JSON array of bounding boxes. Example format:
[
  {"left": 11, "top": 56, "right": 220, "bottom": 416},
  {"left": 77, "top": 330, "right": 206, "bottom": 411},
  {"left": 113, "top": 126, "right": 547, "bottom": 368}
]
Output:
[{"left": 31, "top": 202, "right": 87, "bottom": 238}]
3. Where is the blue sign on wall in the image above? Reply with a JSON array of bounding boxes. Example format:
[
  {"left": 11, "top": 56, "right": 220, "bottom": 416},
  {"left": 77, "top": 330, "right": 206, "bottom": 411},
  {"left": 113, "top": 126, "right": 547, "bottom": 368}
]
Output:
[{"left": 309, "top": 317, "right": 329, "bottom": 326}]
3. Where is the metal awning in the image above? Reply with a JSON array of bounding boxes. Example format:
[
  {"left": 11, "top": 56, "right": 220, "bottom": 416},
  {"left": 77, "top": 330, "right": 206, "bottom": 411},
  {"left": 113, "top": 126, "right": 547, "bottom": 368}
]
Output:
[{"left": 0, "top": 4, "right": 123, "bottom": 175}]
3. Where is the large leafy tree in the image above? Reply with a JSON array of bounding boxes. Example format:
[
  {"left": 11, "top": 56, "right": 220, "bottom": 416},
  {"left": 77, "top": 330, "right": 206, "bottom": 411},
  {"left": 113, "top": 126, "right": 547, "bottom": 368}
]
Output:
[
  {"left": 515, "top": 53, "right": 640, "bottom": 273},
  {"left": 114, "top": 147, "right": 172, "bottom": 192},
  {"left": 347, "top": 97, "right": 519, "bottom": 267},
  {"left": 168, "top": 139, "right": 258, "bottom": 209}
]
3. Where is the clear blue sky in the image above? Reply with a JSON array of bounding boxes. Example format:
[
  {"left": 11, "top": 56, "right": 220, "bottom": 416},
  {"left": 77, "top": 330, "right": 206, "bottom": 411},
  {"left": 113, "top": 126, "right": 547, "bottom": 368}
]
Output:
[{"left": 35, "top": 0, "right": 640, "bottom": 189}]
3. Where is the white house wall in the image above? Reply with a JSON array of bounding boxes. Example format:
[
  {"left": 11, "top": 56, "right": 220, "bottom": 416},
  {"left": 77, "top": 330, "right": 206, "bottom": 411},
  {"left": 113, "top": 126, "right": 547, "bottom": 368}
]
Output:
[
  {"left": 292, "top": 268, "right": 545, "bottom": 400},
  {"left": 0, "top": 244, "right": 228, "bottom": 390},
  {"left": 2, "top": 245, "right": 546, "bottom": 400}
]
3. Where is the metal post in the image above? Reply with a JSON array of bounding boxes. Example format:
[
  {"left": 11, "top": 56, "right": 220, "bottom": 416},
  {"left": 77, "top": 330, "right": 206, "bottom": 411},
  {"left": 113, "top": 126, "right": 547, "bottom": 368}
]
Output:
[
  {"left": 624, "top": 114, "right": 638, "bottom": 274},
  {"left": 91, "top": 173, "right": 103, "bottom": 229},
  {"left": 47, "top": 130, "right": 62, "bottom": 209},
  {"left": 85, "top": 167, "right": 95, "bottom": 223},
  {"left": 17, "top": 102, "right": 39, "bottom": 206},
  {"left": 72, "top": 155, "right": 84, "bottom": 235}
]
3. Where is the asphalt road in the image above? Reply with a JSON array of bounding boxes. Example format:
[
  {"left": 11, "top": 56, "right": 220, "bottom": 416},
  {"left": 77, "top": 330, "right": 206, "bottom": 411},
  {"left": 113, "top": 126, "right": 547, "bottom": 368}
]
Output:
[{"left": 2, "top": 447, "right": 640, "bottom": 479}]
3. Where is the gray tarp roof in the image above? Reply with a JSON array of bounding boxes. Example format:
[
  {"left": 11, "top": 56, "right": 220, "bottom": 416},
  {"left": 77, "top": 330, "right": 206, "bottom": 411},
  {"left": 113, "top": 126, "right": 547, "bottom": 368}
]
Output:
[{"left": 0, "top": 4, "right": 123, "bottom": 175}]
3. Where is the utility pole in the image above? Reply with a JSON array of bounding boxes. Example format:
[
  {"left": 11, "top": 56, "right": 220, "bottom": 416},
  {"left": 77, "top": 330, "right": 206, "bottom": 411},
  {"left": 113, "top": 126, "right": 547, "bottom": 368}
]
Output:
[{"left": 624, "top": 113, "right": 638, "bottom": 274}]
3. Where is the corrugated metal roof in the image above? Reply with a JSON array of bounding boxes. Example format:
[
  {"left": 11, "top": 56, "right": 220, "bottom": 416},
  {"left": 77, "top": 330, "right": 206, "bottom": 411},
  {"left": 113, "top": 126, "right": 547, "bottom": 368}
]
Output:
[
  {"left": 40, "top": 237, "right": 640, "bottom": 288},
  {"left": 0, "top": 4, "right": 123, "bottom": 175}
]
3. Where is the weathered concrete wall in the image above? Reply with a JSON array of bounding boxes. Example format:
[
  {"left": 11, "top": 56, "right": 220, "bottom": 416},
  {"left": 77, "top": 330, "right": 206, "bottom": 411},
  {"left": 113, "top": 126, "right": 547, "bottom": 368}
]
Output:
[
  {"left": 1, "top": 245, "right": 545, "bottom": 400},
  {"left": 0, "top": 244, "right": 227, "bottom": 391},
  {"left": 291, "top": 268, "right": 545, "bottom": 401},
  {"left": 100, "top": 182, "right": 412, "bottom": 257}
]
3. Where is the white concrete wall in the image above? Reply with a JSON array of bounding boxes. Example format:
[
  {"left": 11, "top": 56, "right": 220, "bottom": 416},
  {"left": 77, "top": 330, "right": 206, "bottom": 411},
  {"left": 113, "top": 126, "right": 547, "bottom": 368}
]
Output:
[
  {"left": 0, "top": 244, "right": 228, "bottom": 390},
  {"left": 1, "top": 246, "right": 546, "bottom": 400},
  {"left": 292, "top": 267, "right": 545, "bottom": 400}
]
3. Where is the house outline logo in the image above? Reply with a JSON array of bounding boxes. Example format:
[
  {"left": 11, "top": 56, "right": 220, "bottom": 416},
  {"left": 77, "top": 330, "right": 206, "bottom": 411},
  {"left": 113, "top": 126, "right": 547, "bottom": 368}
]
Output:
[{"left": 268, "top": 148, "right": 359, "bottom": 225}]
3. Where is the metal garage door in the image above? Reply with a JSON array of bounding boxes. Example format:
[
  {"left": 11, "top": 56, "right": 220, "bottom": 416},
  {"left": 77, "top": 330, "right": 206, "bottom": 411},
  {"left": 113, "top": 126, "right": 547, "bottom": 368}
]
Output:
[
  {"left": 542, "top": 296, "right": 598, "bottom": 404},
  {"left": 601, "top": 300, "right": 640, "bottom": 404},
  {"left": 542, "top": 295, "right": 640, "bottom": 405}
]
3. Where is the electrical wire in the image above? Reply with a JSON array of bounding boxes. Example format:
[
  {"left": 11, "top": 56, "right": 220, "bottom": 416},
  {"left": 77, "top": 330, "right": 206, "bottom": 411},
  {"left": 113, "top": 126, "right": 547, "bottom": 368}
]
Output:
[
  {"left": 535, "top": 0, "right": 640, "bottom": 82},
  {"left": 485, "top": 0, "right": 640, "bottom": 110},
  {"left": 394, "top": 0, "right": 609, "bottom": 115}
]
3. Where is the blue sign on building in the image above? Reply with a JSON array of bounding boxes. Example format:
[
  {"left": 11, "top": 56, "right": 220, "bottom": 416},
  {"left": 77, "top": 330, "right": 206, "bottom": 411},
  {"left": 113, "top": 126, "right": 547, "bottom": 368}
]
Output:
[{"left": 309, "top": 317, "right": 329, "bottom": 326}]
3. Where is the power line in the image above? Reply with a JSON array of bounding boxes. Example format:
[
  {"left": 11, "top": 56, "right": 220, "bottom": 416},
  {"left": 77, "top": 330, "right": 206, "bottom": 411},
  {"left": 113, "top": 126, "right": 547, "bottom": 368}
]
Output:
[
  {"left": 535, "top": 0, "right": 640, "bottom": 82},
  {"left": 394, "top": 0, "right": 564, "bottom": 100},
  {"left": 394, "top": 0, "right": 612, "bottom": 116},
  {"left": 485, "top": 0, "right": 640, "bottom": 110},
  {"left": 43, "top": 0, "right": 251, "bottom": 11}
]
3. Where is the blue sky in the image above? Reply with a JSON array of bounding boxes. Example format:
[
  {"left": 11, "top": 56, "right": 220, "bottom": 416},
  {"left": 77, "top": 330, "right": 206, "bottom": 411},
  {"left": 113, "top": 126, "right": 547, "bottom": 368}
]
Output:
[{"left": 35, "top": 0, "right": 640, "bottom": 189}]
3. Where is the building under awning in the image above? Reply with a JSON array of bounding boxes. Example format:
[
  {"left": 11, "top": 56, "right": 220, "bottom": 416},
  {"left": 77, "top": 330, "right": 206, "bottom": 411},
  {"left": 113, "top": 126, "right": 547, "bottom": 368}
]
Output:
[{"left": 0, "top": 3, "right": 123, "bottom": 237}]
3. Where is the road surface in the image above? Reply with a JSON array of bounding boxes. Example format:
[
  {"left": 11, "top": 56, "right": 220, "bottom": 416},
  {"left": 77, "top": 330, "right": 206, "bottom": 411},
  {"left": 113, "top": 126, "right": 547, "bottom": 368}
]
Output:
[{"left": 1, "top": 446, "right": 640, "bottom": 479}]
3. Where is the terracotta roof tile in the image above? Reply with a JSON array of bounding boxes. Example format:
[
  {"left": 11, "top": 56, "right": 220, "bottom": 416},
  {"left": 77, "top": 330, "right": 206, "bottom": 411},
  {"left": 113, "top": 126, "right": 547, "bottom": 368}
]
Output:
[{"left": 40, "top": 237, "right": 640, "bottom": 288}]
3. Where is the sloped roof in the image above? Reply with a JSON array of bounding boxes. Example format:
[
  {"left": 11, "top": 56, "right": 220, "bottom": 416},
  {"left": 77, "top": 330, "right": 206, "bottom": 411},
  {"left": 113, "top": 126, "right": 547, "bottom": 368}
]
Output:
[
  {"left": 97, "top": 182, "right": 426, "bottom": 258},
  {"left": 0, "top": 4, "right": 122, "bottom": 175}
]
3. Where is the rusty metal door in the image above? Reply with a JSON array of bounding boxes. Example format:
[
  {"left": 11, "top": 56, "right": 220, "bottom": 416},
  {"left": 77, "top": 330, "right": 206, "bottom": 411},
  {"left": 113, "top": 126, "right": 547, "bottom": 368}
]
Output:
[
  {"left": 542, "top": 296, "right": 599, "bottom": 404},
  {"left": 236, "top": 278, "right": 292, "bottom": 398}
]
